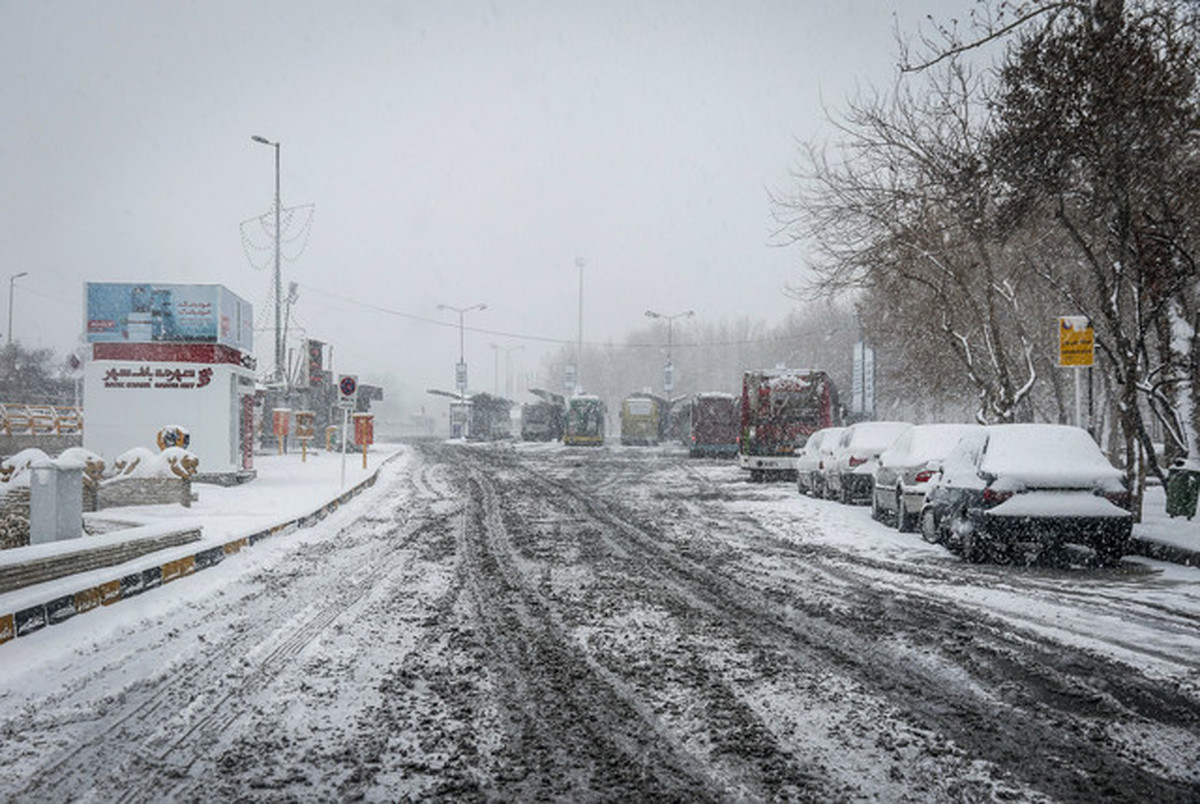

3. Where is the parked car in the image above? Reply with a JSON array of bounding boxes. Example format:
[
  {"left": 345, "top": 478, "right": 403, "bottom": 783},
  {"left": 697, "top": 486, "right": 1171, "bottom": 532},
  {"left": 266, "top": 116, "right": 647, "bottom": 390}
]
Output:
[
  {"left": 825, "top": 421, "right": 912, "bottom": 504},
  {"left": 872, "top": 423, "right": 985, "bottom": 532},
  {"left": 795, "top": 427, "right": 843, "bottom": 497},
  {"left": 919, "top": 423, "right": 1132, "bottom": 565}
]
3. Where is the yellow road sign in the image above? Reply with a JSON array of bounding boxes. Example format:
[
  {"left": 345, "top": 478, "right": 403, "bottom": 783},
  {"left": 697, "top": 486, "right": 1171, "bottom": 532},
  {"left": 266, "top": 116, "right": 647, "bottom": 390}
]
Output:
[{"left": 1059, "top": 316, "right": 1094, "bottom": 367}]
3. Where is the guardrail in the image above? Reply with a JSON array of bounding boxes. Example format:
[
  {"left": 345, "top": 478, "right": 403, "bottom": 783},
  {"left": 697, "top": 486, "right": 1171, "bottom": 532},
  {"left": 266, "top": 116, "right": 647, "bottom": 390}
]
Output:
[{"left": 0, "top": 404, "right": 83, "bottom": 436}]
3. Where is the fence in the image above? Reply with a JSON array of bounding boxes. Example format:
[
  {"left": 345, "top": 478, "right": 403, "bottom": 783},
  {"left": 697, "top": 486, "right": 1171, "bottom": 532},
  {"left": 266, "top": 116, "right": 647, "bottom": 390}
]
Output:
[{"left": 0, "top": 404, "right": 83, "bottom": 437}]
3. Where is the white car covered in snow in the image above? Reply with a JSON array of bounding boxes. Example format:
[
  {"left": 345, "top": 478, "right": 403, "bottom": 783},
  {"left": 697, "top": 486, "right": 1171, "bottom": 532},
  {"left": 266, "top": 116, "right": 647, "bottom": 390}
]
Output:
[
  {"left": 919, "top": 423, "right": 1132, "bottom": 565},
  {"left": 824, "top": 421, "right": 912, "bottom": 505},
  {"left": 872, "top": 423, "right": 985, "bottom": 532}
]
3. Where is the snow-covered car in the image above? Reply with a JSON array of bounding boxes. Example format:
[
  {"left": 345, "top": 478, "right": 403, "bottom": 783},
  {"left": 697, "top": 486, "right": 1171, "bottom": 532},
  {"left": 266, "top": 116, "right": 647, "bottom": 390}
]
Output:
[
  {"left": 872, "top": 423, "right": 985, "bottom": 532},
  {"left": 824, "top": 421, "right": 912, "bottom": 505},
  {"left": 794, "top": 427, "right": 843, "bottom": 497},
  {"left": 919, "top": 423, "right": 1132, "bottom": 565}
]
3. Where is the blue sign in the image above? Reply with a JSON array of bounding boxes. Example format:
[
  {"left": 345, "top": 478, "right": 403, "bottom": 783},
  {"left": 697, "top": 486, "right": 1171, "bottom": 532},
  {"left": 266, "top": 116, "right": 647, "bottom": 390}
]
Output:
[{"left": 85, "top": 282, "right": 253, "bottom": 351}]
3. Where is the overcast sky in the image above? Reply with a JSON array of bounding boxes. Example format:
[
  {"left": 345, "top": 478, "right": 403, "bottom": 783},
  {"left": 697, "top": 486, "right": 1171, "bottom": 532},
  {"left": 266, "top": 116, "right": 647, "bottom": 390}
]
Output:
[{"left": 2, "top": 0, "right": 967, "bottom": 412}]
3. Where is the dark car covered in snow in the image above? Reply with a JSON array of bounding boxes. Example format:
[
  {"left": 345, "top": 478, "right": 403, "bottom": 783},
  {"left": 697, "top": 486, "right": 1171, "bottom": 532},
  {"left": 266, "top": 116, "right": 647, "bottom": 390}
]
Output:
[{"left": 919, "top": 424, "right": 1132, "bottom": 565}]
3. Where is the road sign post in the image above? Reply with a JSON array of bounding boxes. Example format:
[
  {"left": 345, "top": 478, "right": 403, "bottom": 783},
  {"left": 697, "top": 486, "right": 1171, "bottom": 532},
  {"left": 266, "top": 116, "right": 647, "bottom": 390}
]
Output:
[
  {"left": 338, "top": 375, "right": 358, "bottom": 487},
  {"left": 1058, "top": 317, "right": 1094, "bottom": 431}
]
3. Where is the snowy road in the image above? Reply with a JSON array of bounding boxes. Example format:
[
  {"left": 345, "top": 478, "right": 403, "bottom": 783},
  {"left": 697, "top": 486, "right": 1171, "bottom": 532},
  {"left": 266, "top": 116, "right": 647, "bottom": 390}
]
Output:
[{"left": 0, "top": 441, "right": 1197, "bottom": 801}]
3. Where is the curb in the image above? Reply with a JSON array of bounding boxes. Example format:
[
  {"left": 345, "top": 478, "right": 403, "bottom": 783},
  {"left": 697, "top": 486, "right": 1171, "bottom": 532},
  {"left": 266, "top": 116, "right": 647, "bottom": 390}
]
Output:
[
  {"left": 0, "top": 455, "right": 397, "bottom": 647},
  {"left": 1128, "top": 536, "right": 1200, "bottom": 568}
]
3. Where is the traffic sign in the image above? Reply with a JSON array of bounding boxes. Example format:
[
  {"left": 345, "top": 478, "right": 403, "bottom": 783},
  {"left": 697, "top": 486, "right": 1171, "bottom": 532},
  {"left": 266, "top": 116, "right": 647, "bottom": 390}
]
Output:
[
  {"left": 1058, "top": 317, "right": 1094, "bottom": 367},
  {"left": 338, "top": 374, "right": 358, "bottom": 409}
]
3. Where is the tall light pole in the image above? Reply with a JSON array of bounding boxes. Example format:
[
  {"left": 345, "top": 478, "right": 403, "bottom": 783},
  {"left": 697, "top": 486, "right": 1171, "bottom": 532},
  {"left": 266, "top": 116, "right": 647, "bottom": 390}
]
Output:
[
  {"left": 7, "top": 272, "right": 28, "bottom": 345},
  {"left": 437, "top": 303, "right": 487, "bottom": 397},
  {"left": 251, "top": 134, "right": 283, "bottom": 383},
  {"left": 574, "top": 257, "right": 586, "bottom": 393},
  {"left": 645, "top": 309, "right": 693, "bottom": 394}
]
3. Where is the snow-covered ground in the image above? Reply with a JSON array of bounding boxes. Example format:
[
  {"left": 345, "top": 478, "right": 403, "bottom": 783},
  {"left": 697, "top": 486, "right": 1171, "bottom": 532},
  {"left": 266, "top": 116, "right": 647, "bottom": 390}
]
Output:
[
  {"left": 0, "top": 440, "right": 1194, "bottom": 800},
  {"left": 1, "top": 441, "right": 1196, "bottom": 669}
]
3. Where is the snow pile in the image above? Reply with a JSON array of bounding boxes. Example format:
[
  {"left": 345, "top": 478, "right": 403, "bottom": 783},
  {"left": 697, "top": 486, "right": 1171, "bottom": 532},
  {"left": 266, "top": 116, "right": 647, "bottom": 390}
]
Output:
[
  {"left": 0, "top": 448, "right": 50, "bottom": 489},
  {"left": 105, "top": 446, "right": 199, "bottom": 482}
]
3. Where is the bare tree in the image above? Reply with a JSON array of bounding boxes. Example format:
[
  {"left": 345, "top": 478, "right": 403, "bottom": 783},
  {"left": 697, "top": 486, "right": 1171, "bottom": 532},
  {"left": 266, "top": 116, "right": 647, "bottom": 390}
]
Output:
[
  {"left": 774, "top": 58, "right": 1044, "bottom": 424},
  {"left": 989, "top": 0, "right": 1200, "bottom": 493}
]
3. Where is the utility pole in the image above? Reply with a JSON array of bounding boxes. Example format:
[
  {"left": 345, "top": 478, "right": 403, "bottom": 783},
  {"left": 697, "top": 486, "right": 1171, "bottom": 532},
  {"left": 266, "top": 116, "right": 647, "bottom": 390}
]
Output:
[
  {"left": 575, "top": 257, "right": 585, "bottom": 393},
  {"left": 251, "top": 134, "right": 283, "bottom": 383},
  {"left": 438, "top": 302, "right": 487, "bottom": 398},
  {"left": 645, "top": 308, "right": 693, "bottom": 395}
]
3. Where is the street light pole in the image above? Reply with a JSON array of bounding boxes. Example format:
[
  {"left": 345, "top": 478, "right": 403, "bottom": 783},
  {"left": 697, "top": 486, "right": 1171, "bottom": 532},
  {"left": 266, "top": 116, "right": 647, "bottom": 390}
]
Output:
[
  {"left": 7, "top": 272, "right": 28, "bottom": 345},
  {"left": 251, "top": 134, "right": 283, "bottom": 383},
  {"left": 437, "top": 302, "right": 487, "bottom": 397},
  {"left": 575, "top": 257, "right": 585, "bottom": 393},
  {"left": 645, "top": 309, "right": 694, "bottom": 394}
]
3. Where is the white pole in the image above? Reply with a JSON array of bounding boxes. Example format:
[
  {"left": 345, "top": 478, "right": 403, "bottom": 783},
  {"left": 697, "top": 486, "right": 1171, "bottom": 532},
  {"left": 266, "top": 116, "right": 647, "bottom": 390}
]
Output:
[
  {"left": 1074, "top": 367, "right": 1083, "bottom": 429},
  {"left": 576, "top": 257, "right": 585, "bottom": 392},
  {"left": 340, "top": 406, "right": 348, "bottom": 488}
]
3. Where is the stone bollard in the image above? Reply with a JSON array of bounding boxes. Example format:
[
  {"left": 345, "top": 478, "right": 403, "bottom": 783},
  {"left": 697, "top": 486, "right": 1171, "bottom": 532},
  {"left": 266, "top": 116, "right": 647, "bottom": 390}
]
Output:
[{"left": 29, "top": 458, "right": 84, "bottom": 545}]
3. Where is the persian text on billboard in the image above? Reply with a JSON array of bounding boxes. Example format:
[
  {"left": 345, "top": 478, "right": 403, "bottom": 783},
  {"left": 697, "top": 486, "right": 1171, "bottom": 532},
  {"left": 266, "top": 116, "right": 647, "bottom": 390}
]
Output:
[{"left": 86, "top": 283, "right": 253, "bottom": 352}]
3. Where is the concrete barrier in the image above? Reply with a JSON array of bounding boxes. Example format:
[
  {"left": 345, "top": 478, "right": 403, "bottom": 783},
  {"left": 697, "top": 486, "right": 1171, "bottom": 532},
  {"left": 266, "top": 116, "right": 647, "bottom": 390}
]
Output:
[
  {"left": 0, "top": 527, "right": 201, "bottom": 594},
  {"left": 0, "top": 454, "right": 392, "bottom": 649}
]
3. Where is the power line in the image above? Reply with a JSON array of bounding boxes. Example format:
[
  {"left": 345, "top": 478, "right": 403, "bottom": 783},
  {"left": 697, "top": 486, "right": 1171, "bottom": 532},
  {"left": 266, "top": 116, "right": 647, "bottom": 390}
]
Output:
[{"left": 299, "top": 283, "right": 796, "bottom": 350}]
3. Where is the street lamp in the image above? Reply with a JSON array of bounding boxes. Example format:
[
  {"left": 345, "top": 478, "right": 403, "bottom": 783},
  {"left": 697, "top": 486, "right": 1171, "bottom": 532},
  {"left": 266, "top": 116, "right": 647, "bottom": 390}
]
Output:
[
  {"left": 251, "top": 134, "right": 283, "bottom": 383},
  {"left": 645, "top": 308, "right": 694, "bottom": 394},
  {"left": 573, "top": 257, "right": 585, "bottom": 393},
  {"left": 437, "top": 302, "right": 487, "bottom": 396},
  {"left": 7, "top": 272, "right": 28, "bottom": 345}
]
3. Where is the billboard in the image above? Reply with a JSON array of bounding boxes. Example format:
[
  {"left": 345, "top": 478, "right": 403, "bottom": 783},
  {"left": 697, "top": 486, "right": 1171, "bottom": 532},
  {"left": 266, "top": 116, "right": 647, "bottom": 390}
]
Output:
[{"left": 86, "top": 283, "right": 253, "bottom": 352}]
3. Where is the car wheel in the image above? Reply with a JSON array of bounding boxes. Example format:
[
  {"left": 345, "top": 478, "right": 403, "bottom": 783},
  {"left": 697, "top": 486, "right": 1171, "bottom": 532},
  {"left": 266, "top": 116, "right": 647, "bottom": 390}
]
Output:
[
  {"left": 960, "top": 528, "right": 987, "bottom": 563},
  {"left": 839, "top": 481, "right": 851, "bottom": 505},
  {"left": 870, "top": 489, "right": 884, "bottom": 521},
  {"left": 749, "top": 469, "right": 763, "bottom": 483},
  {"left": 896, "top": 490, "right": 914, "bottom": 533},
  {"left": 920, "top": 507, "right": 942, "bottom": 544},
  {"left": 954, "top": 515, "right": 991, "bottom": 563}
]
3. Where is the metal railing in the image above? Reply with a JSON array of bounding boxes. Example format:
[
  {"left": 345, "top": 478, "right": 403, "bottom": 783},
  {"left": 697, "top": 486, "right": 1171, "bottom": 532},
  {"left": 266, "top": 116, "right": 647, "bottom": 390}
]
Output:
[{"left": 0, "top": 404, "right": 83, "bottom": 436}]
